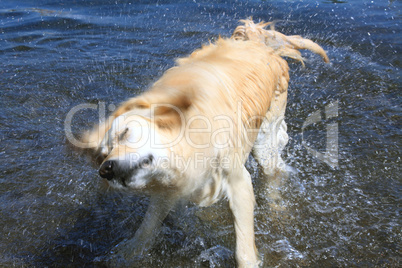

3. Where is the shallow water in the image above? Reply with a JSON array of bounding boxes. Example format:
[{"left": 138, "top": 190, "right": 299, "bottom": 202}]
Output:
[{"left": 0, "top": 0, "right": 400, "bottom": 267}]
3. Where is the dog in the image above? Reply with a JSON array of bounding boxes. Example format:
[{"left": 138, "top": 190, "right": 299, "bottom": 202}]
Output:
[{"left": 81, "top": 19, "right": 329, "bottom": 267}]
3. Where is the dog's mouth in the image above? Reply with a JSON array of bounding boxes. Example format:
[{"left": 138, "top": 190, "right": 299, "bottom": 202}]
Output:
[
  {"left": 107, "top": 176, "right": 129, "bottom": 188},
  {"left": 98, "top": 156, "right": 154, "bottom": 188},
  {"left": 98, "top": 163, "right": 129, "bottom": 188}
]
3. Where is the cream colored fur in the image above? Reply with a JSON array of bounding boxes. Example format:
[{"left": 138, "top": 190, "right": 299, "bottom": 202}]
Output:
[{"left": 81, "top": 19, "right": 329, "bottom": 267}]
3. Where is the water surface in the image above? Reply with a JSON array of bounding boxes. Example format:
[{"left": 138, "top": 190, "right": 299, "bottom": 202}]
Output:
[{"left": 0, "top": 0, "right": 400, "bottom": 267}]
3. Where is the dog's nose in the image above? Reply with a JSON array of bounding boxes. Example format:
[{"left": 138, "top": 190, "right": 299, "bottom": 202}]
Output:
[{"left": 99, "top": 160, "right": 114, "bottom": 180}]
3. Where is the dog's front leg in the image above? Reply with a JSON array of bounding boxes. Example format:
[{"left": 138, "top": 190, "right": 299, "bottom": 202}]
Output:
[
  {"left": 228, "top": 167, "right": 260, "bottom": 267},
  {"left": 114, "top": 195, "right": 175, "bottom": 260}
]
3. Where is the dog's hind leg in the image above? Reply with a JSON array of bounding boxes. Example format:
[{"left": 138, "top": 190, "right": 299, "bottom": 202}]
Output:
[
  {"left": 227, "top": 167, "right": 260, "bottom": 267},
  {"left": 252, "top": 89, "right": 289, "bottom": 211},
  {"left": 252, "top": 88, "right": 289, "bottom": 177},
  {"left": 114, "top": 195, "right": 176, "bottom": 260}
]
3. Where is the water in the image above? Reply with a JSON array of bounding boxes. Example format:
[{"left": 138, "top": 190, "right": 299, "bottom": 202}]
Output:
[{"left": 0, "top": 0, "right": 400, "bottom": 267}]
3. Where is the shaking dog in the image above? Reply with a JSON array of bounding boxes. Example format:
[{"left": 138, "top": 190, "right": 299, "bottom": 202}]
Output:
[{"left": 82, "top": 19, "right": 329, "bottom": 267}]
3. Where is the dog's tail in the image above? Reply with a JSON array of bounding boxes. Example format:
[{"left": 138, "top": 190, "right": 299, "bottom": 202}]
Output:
[{"left": 231, "top": 19, "right": 329, "bottom": 66}]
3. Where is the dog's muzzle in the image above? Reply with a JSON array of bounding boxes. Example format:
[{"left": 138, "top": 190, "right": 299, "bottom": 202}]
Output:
[{"left": 99, "top": 160, "right": 115, "bottom": 180}]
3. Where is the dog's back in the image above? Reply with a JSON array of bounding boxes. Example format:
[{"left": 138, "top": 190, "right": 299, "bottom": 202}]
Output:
[{"left": 134, "top": 20, "right": 328, "bottom": 178}]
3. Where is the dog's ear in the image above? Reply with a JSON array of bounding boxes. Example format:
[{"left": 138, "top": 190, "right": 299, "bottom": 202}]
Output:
[
  {"left": 151, "top": 94, "right": 191, "bottom": 130},
  {"left": 153, "top": 111, "right": 183, "bottom": 129},
  {"left": 112, "top": 98, "right": 151, "bottom": 118},
  {"left": 112, "top": 92, "right": 192, "bottom": 130}
]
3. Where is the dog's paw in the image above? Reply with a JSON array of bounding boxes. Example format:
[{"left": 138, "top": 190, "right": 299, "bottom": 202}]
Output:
[
  {"left": 112, "top": 239, "right": 136, "bottom": 257},
  {"left": 109, "top": 238, "right": 149, "bottom": 265}
]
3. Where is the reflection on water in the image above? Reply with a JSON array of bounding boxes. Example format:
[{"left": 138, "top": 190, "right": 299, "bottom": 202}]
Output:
[{"left": 0, "top": 0, "right": 400, "bottom": 267}]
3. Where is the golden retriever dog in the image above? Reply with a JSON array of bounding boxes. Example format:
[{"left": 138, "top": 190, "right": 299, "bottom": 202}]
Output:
[{"left": 81, "top": 19, "right": 329, "bottom": 267}]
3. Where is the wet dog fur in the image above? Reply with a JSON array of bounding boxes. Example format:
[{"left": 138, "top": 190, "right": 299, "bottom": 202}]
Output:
[{"left": 81, "top": 19, "right": 329, "bottom": 267}]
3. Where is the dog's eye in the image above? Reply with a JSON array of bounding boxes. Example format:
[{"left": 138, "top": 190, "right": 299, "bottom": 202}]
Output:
[{"left": 118, "top": 128, "right": 129, "bottom": 142}]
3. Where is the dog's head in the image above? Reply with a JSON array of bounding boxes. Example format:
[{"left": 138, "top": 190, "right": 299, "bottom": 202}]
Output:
[{"left": 97, "top": 111, "right": 171, "bottom": 190}]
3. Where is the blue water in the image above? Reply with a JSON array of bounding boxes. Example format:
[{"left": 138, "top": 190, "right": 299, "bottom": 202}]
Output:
[{"left": 0, "top": 0, "right": 400, "bottom": 267}]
